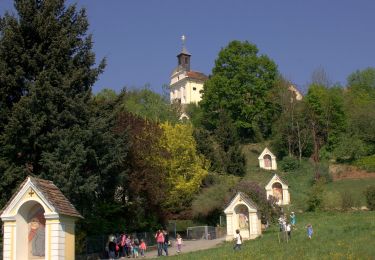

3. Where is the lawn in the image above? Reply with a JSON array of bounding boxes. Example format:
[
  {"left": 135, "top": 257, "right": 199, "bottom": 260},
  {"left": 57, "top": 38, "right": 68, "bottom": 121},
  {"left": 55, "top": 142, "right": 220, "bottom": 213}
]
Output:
[
  {"left": 324, "top": 178, "right": 375, "bottom": 206},
  {"left": 169, "top": 211, "right": 375, "bottom": 259}
]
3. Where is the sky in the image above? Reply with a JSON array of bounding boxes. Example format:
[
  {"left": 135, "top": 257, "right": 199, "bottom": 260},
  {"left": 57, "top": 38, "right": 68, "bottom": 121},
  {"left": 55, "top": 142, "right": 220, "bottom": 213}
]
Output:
[{"left": 1, "top": 0, "right": 375, "bottom": 94}]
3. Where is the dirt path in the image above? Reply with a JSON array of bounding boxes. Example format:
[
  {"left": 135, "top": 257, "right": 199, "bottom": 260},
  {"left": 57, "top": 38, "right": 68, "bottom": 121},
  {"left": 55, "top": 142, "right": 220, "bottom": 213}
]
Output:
[{"left": 141, "top": 237, "right": 226, "bottom": 258}]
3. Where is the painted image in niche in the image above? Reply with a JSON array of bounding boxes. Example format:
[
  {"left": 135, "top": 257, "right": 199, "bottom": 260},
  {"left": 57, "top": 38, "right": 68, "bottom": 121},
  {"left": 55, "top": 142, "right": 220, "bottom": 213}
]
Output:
[{"left": 28, "top": 205, "right": 45, "bottom": 257}]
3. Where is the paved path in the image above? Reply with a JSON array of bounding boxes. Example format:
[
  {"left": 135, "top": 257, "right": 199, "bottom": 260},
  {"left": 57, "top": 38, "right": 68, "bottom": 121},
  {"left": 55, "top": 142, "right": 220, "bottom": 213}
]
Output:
[{"left": 115, "top": 238, "right": 226, "bottom": 259}]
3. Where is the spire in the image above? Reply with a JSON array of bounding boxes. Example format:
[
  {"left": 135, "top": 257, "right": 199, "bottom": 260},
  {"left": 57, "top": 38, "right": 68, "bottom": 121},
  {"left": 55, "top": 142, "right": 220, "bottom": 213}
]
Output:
[
  {"left": 177, "top": 34, "right": 191, "bottom": 71},
  {"left": 181, "top": 35, "right": 190, "bottom": 55}
]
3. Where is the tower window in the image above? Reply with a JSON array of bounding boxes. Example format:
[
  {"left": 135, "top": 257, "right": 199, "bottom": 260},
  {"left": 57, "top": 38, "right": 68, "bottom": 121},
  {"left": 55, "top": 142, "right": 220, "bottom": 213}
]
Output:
[{"left": 193, "top": 87, "right": 197, "bottom": 91}]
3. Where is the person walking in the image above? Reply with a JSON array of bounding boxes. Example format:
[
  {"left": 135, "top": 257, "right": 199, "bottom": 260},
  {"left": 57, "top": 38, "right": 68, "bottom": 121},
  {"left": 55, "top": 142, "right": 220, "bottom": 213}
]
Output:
[
  {"left": 108, "top": 237, "right": 117, "bottom": 260},
  {"left": 154, "top": 229, "right": 164, "bottom": 257},
  {"left": 306, "top": 224, "right": 313, "bottom": 239},
  {"left": 286, "top": 223, "right": 292, "bottom": 240},
  {"left": 163, "top": 229, "right": 169, "bottom": 256},
  {"left": 176, "top": 234, "right": 183, "bottom": 253},
  {"left": 139, "top": 239, "right": 147, "bottom": 257},
  {"left": 233, "top": 229, "right": 242, "bottom": 250}
]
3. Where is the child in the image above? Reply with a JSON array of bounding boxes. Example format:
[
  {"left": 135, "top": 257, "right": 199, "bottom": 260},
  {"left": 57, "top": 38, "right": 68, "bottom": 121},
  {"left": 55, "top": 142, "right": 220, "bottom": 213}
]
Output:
[
  {"left": 176, "top": 234, "right": 183, "bottom": 253},
  {"left": 133, "top": 237, "right": 140, "bottom": 258},
  {"left": 233, "top": 229, "right": 242, "bottom": 250},
  {"left": 139, "top": 239, "right": 147, "bottom": 257},
  {"left": 306, "top": 224, "right": 313, "bottom": 239}
]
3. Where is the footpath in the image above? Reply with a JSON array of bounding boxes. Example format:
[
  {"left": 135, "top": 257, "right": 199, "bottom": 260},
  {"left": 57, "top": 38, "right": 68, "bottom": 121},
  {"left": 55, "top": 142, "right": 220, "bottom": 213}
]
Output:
[{"left": 120, "top": 237, "right": 226, "bottom": 259}]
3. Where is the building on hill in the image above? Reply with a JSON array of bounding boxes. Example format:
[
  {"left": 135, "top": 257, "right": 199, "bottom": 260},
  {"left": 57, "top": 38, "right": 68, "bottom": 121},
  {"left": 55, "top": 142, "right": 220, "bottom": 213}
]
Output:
[
  {"left": 224, "top": 192, "right": 262, "bottom": 241},
  {"left": 288, "top": 84, "right": 303, "bottom": 101},
  {"left": 169, "top": 35, "right": 208, "bottom": 106},
  {"left": 265, "top": 174, "right": 290, "bottom": 205},
  {"left": 258, "top": 147, "right": 277, "bottom": 170}
]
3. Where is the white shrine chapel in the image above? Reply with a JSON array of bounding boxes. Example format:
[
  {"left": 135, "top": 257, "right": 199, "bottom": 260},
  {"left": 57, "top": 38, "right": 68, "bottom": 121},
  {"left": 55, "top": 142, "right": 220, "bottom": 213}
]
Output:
[
  {"left": 224, "top": 192, "right": 262, "bottom": 241},
  {"left": 258, "top": 147, "right": 277, "bottom": 170},
  {"left": 265, "top": 174, "right": 290, "bottom": 205}
]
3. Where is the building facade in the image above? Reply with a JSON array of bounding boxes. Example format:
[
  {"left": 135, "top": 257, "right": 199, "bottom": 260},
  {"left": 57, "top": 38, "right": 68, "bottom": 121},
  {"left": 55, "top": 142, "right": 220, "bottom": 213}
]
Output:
[{"left": 170, "top": 36, "right": 208, "bottom": 105}]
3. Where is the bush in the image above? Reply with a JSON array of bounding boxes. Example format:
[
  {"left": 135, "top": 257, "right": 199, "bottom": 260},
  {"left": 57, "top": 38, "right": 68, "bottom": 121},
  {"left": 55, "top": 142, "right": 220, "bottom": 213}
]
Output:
[
  {"left": 365, "top": 185, "right": 375, "bottom": 210},
  {"left": 280, "top": 156, "right": 300, "bottom": 172},
  {"left": 234, "top": 180, "right": 281, "bottom": 224},
  {"left": 341, "top": 191, "right": 356, "bottom": 210},
  {"left": 306, "top": 180, "right": 325, "bottom": 211},
  {"left": 354, "top": 155, "right": 375, "bottom": 172}
]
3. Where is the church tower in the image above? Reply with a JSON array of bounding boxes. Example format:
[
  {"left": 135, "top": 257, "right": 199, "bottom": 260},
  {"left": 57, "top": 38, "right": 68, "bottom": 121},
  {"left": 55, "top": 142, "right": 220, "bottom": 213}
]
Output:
[{"left": 170, "top": 35, "right": 208, "bottom": 105}]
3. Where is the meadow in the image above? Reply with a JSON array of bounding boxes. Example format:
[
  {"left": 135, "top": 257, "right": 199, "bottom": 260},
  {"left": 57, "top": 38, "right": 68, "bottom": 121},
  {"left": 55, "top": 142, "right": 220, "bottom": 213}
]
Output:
[{"left": 170, "top": 211, "right": 375, "bottom": 259}]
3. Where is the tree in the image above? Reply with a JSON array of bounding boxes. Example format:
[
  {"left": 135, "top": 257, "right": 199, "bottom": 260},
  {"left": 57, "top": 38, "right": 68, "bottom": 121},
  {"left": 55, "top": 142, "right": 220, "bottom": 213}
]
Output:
[
  {"left": 114, "top": 112, "right": 169, "bottom": 230},
  {"left": 271, "top": 77, "right": 310, "bottom": 161},
  {"left": 160, "top": 122, "right": 209, "bottom": 214},
  {"left": 200, "top": 40, "right": 278, "bottom": 141},
  {"left": 344, "top": 68, "right": 375, "bottom": 154},
  {"left": 0, "top": 0, "right": 105, "bottom": 213},
  {"left": 117, "top": 87, "right": 180, "bottom": 123}
]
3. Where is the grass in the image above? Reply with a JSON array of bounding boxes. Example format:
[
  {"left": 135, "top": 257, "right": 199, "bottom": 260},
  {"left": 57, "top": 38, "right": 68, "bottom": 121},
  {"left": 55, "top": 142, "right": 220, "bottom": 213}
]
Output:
[
  {"left": 169, "top": 211, "right": 375, "bottom": 259},
  {"left": 324, "top": 178, "right": 375, "bottom": 206}
]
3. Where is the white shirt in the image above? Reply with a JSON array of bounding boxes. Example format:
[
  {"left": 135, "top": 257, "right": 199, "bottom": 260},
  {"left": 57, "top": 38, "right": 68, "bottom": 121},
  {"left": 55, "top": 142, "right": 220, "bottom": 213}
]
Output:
[
  {"left": 234, "top": 233, "right": 242, "bottom": 244},
  {"left": 286, "top": 224, "right": 291, "bottom": 232}
]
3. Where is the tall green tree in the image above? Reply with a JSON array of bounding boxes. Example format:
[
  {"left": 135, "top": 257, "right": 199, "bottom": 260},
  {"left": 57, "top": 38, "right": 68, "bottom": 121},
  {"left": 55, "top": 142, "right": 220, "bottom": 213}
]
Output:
[
  {"left": 0, "top": 0, "right": 105, "bottom": 211},
  {"left": 200, "top": 40, "right": 278, "bottom": 140},
  {"left": 304, "top": 84, "right": 346, "bottom": 174}
]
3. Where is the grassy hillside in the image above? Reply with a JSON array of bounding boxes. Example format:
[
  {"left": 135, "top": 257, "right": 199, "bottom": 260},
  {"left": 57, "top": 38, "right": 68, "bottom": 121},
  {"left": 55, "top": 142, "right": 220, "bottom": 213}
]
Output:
[
  {"left": 170, "top": 211, "right": 375, "bottom": 259},
  {"left": 241, "top": 143, "right": 375, "bottom": 210}
]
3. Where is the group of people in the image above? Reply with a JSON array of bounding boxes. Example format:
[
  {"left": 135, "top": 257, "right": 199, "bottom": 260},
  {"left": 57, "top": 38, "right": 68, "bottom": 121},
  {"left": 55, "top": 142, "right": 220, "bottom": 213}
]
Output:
[
  {"left": 106, "top": 229, "right": 184, "bottom": 259},
  {"left": 278, "top": 212, "right": 297, "bottom": 240},
  {"left": 154, "top": 229, "right": 183, "bottom": 256},
  {"left": 107, "top": 233, "right": 147, "bottom": 259},
  {"left": 278, "top": 212, "right": 314, "bottom": 240}
]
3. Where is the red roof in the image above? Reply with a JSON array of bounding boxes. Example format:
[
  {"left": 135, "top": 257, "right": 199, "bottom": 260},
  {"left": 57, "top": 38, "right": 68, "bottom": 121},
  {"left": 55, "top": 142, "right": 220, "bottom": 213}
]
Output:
[{"left": 186, "top": 71, "right": 208, "bottom": 81}]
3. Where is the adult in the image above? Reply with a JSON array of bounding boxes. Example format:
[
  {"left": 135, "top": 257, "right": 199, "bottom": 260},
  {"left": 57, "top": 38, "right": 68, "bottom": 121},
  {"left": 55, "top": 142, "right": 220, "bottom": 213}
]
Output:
[
  {"left": 286, "top": 223, "right": 292, "bottom": 240},
  {"left": 163, "top": 229, "right": 169, "bottom": 256},
  {"left": 155, "top": 229, "right": 165, "bottom": 256},
  {"left": 290, "top": 212, "right": 296, "bottom": 227},
  {"left": 108, "top": 237, "right": 116, "bottom": 260}
]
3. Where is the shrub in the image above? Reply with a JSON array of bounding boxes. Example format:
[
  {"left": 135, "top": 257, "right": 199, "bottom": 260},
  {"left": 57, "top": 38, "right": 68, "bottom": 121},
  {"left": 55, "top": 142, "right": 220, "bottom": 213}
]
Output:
[
  {"left": 306, "top": 180, "right": 325, "bottom": 211},
  {"left": 341, "top": 191, "right": 355, "bottom": 210},
  {"left": 365, "top": 185, "right": 375, "bottom": 210},
  {"left": 280, "top": 156, "right": 300, "bottom": 172},
  {"left": 354, "top": 155, "right": 375, "bottom": 172},
  {"left": 233, "top": 180, "right": 281, "bottom": 224}
]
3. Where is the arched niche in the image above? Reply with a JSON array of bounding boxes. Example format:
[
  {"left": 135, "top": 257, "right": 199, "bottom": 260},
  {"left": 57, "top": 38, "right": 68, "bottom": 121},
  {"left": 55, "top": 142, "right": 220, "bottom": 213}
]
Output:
[
  {"left": 234, "top": 204, "right": 249, "bottom": 230},
  {"left": 16, "top": 201, "right": 46, "bottom": 259},
  {"left": 272, "top": 182, "right": 283, "bottom": 202},
  {"left": 264, "top": 154, "right": 272, "bottom": 168}
]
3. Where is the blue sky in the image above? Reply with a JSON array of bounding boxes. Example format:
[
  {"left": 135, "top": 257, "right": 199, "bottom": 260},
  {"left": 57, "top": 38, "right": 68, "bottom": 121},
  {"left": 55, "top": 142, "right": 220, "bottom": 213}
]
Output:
[{"left": 1, "top": 0, "right": 375, "bottom": 94}]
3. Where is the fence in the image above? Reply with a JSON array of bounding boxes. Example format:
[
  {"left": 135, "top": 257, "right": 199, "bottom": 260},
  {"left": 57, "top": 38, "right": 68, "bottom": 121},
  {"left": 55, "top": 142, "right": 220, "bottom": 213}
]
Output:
[
  {"left": 76, "top": 232, "right": 158, "bottom": 259},
  {"left": 186, "top": 226, "right": 226, "bottom": 240}
]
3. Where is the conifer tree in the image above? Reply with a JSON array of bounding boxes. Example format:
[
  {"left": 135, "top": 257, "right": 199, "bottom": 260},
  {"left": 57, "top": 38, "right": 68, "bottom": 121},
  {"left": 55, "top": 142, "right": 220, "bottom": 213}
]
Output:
[{"left": 0, "top": 0, "right": 105, "bottom": 209}]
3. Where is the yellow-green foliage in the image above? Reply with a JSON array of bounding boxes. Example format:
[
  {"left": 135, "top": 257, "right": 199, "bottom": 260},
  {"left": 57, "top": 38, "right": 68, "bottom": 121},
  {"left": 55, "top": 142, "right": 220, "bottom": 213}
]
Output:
[{"left": 160, "top": 122, "right": 209, "bottom": 210}]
